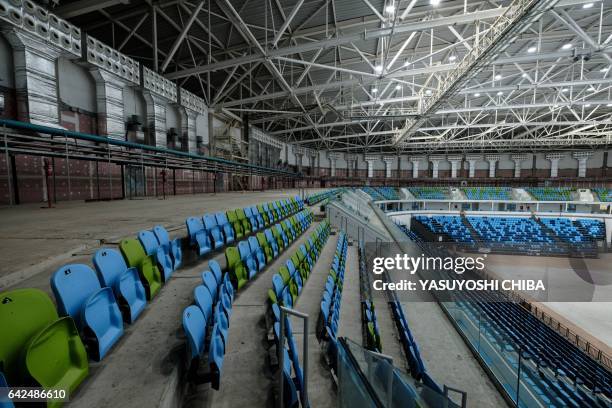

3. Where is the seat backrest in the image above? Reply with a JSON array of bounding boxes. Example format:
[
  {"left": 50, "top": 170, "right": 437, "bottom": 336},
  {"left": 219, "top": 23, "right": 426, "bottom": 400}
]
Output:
[
  {"left": 248, "top": 236, "right": 260, "bottom": 252},
  {"left": 183, "top": 305, "right": 206, "bottom": 360},
  {"left": 215, "top": 212, "right": 229, "bottom": 226},
  {"left": 204, "top": 214, "right": 218, "bottom": 230},
  {"left": 93, "top": 248, "right": 128, "bottom": 288},
  {"left": 265, "top": 229, "right": 275, "bottom": 243},
  {"left": 238, "top": 241, "right": 252, "bottom": 260},
  {"left": 208, "top": 260, "right": 223, "bottom": 284},
  {"left": 244, "top": 207, "right": 252, "bottom": 217},
  {"left": 153, "top": 225, "right": 171, "bottom": 247},
  {"left": 119, "top": 238, "right": 146, "bottom": 267},
  {"left": 256, "top": 232, "right": 268, "bottom": 248},
  {"left": 286, "top": 259, "right": 296, "bottom": 275},
  {"left": 225, "top": 246, "right": 241, "bottom": 268},
  {"left": 194, "top": 285, "right": 213, "bottom": 322},
  {"left": 226, "top": 210, "right": 238, "bottom": 223},
  {"left": 272, "top": 274, "right": 285, "bottom": 296},
  {"left": 279, "top": 266, "right": 291, "bottom": 283},
  {"left": 138, "top": 230, "right": 159, "bottom": 256},
  {"left": 251, "top": 206, "right": 260, "bottom": 216},
  {"left": 186, "top": 217, "right": 203, "bottom": 240},
  {"left": 201, "top": 271, "right": 218, "bottom": 300},
  {"left": 236, "top": 208, "right": 246, "bottom": 220},
  {"left": 0, "top": 289, "right": 58, "bottom": 383},
  {"left": 51, "top": 264, "right": 101, "bottom": 329}
]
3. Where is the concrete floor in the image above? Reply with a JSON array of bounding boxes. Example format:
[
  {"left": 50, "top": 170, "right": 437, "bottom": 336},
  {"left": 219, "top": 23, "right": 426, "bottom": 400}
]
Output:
[{"left": 484, "top": 253, "right": 612, "bottom": 350}]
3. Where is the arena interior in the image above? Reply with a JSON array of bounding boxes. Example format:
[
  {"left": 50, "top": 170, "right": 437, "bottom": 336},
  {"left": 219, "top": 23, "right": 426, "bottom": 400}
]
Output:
[{"left": 0, "top": 0, "right": 611, "bottom": 407}]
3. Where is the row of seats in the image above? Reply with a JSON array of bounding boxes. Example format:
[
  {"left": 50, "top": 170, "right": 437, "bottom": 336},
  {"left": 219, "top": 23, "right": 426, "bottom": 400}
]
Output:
[
  {"left": 267, "top": 221, "right": 331, "bottom": 407},
  {"left": 408, "top": 187, "right": 448, "bottom": 200},
  {"left": 357, "top": 244, "right": 381, "bottom": 353},
  {"left": 0, "top": 223, "right": 183, "bottom": 407},
  {"left": 415, "top": 215, "right": 475, "bottom": 243},
  {"left": 361, "top": 187, "right": 399, "bottom": 201},
  {"left": 540, "top": 218, "right": 589, "bottom": 244},
  {"left": 182, "top": 210, "right": 316, "bottom": 392},
  {"left": 306, "top": 189, "right": 341, "bottom": 205},
  {"left": 527, "top": 187, "right": 573, "bottom": 201},
  {"left": 398, "top": 225, "right": 611, "bottom": 405},
  {"left": 226, "top": 209, "right": 314, "bottom": 290},
  {"left": 318, "top": 232, "right": 348, "bottom": 372},
  {"left": 463, "top": 187, "right": 512, "bottom": 201},
  {"left": 576, "top": 218, "right": 606, "bottom": 239},
  {"left": 593, "top": 188, "right": 612, "bottom": 202},
  {"left": 186, "top": 197, "right": 304, "bottom": 257},
  {"left": 268, "top": 221, "right": 331, "bottom": 308}
]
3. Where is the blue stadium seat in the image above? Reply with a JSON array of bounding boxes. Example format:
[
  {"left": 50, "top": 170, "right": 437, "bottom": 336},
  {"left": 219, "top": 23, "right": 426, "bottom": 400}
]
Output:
[
  {"left": 248, "top": 236, "right": 266, "bottom": 271},
  {"left": 139, "top": 230, "right": 174, "bottom": 281},
  {"left": 244, "top": 207, "right": 258, "bottom": 231},
  {"left": 265, "top": 228, "right": 280, "bottom": 257},
  {"left": 238, "top": 240, "right": 258, "bottom": 279},
  {"left": 201, "top": 270, "right": 218, "bottom": 302},
  {"left": 183, "top": 305, "right": 206, "bottom": 365},
  {"left": 51, "top": 264, "right": 123, "bottom": 361},
  {"left": 209, "top": 324, "right": 225, "bottom": 390},
  {"left": 208, "top": 259, "right": 223, "bottom": 284},
  {"left": 93, "top": 248, "right": 146, "bottom": 324},
  {"left": 186, "top": 217, "right": 212, "bottom": 256},
  {"left": 251, "top": 206, "right": 265, "bottom": 229},
  {"left": 275, "top": 224, "right": 289, "bottom": 247},
  {"left": 215, "top": 212, "right": 235, "bottom": 244},
  {"left": 263, "top": 203, "right": 275, "bottom": 223},
  {"left": 193, "top": 285, "right": 213, "bottom": 324},
  {"left": 152, "top": 225, "right": 182, "bottom": 271},
  {"left": 204, "top": 214, "right": 224, "bottom": 249}
]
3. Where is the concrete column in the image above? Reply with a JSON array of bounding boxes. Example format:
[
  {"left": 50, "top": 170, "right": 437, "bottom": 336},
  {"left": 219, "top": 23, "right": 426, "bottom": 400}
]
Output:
[
  {"left": 546, "top": 153, "right": 565, "bottom": 178},
  {"left": 179, "top": 88, "right": 206, "bottom": 154},
  {"left": 295, "top": 153, "right": 303, "bottom": 172},
  {"left": 466, "top": 155, "right": 481, "bottom": 178},
  {"left": 511, "top": 154, "right": 530, "bottom": 178},
  {"left": 410, "top": 156, "right": 423, "bottom": 178},
  {"left": 90, "top": 69, "right": 126, "bottom": 139},
  {"left": 142, "top": 66, "right": 177, "bottom": 148},
  {"left": 572, "top": 151, "right": 593, "bottom": 178},
  {"left": 448, "top": 155, "right": 463, "bottom": 178},
  {"left": 346, "top": 154, "right": 357, "bottom": 177},
  {"left": 383, "top": 156, "right": 395, "bottom": 178},
  {"left": 4, "top": 30, "right": 62, "bottom": 127},
  {"left": 328, "top": 152, "right": 339, "bottom": 177},
  {"left": 309, "top": 154, "right": 317, "bottom": 175},
  {"left": 485, "top": 154, "right": 500, "bottom": 178},
  {"left": 429, "top": 156, "right": 444, "bottom": 178},
  {"left": 364, "top": 155, "right": 378, "bottom": 178}
]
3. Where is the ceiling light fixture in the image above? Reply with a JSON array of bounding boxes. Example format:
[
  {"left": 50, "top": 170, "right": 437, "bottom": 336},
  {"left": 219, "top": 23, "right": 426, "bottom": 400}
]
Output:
[
  {"left": 583, "top": 2, "right": 594, "bottom": 8},
  {"left": 372, "top": 88, "right": 378, "bottom": 93},
  {"left": 494, "top": 74, "right": 502, "bottom": 80},
  {"left": 430, "top": 0, "right": 441, "bottom": 6},
  {"left": 585, "top": 104, "right": 591, "bottom": 107},
  {"left": 374, "top": 65, "right": 383, "bottom": 74},
  {"left": 425, "top": 89, "right": 432, "bottom": 95},
  {"left": 395, "top": 85, "right": 402, "bottom": 90},
  {"left": 497, "top": 91, "right": 503, "bottom": 96},
  {"left": 449, "top": 55, "right": 457, "bottom": 61},
  {"left": 527, "top": 46, "right": 537, "bottom": 53},
  {"left": 385, "top": 4, "right": 396, "bottom": 14},
  {"left": 562, "top": 88, "right": 569, "bottom": 92},
  {"left": 561, "top": 43, "right": 572, "bottom": 50},
  {"left": 522, "top": 73, "right": 528, "bottom": 78},
  {"left": 474, "top": 93, "right": 480, "bottom": 97},
  {"left": 600, "top": 67, "right": 609, "bottom": 73}
]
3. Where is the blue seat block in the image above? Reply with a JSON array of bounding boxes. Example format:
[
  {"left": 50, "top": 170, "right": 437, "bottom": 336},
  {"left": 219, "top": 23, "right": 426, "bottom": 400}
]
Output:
[
  {"left": 194, "top": 285, "right": 213, "bottom": 323},
  {"left": 83, "top": 287, "right": 124, "bottom": 360},
  {"left": 209, "top": 259, "right": 223, "bottom": 284},
  {"left": 152, "top": 225, "right": 182, "bottom": 270},
  {"left": 201, "top": 270, "right": 218, "bottom": 302},
  {"left": 215, "top": 212, "right": 235, "bottom": 244},
  {"left": 186, "top": 217, "right": 212, "bottom": 256},
  {"left": 209, "top": 324, "right": 225, "bottom": 390},
  {"left": 248, "top": 236, "right": 266, "bottom": 271},
  {"left": 238, "top": 241, "right": 258, "bottom": 279},
  {"left": 183, "top": 305, "right": 206, "bottom": 362},
  {"left": 204, "top": 214, "right": 225, "bottom": 249}
]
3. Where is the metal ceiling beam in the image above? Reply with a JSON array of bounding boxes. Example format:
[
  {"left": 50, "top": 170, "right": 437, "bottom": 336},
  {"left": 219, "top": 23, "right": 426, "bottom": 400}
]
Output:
[
  {"left": 272, "top": 0, "right": 305, "bottom": 47},
  {"left": 55, "top": 0, "right": 130, "bottom": 18},
  {"left": 160, "top": 0, "right": 205, "bottom": 72}
]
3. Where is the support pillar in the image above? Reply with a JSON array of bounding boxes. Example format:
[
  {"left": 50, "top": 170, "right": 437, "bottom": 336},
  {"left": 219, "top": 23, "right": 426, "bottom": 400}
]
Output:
[
  {"left": 383, "top": 156, "right": 395, "bottom": 179},
  {"left": 409, "top": 156, "right": 424, "bottom": 178},
  {"left": 546, "top": 153, "right": 565, "bottom": 178},
  {"left": 142, "top": 66, "right": 177, "bottom": 148},
  {"left": 486, "top": 154, "right": 500, "bottom": 178},
  {"left": 346, "top": 154, "right": 357, "bottom": 178},
  {"left": 572, "top": 151, "right": 593, "bottom": 178},
  {"left": 448, "top": 155, "right": 463, "bottom": 178},
  {"left": 328, "top": 152, "right": 339, "bottom": 177},
  {"left": 429, "top": 156, "right": 444, "bottom": 179},
  {"left": 466, "top": 155, "right": 482, "bottom": 178},
  {"left": 309, "top": 153, "right": 317, "bottom": 176},
  {"left": 364, "top": 155, "right": 379, "bottom": 178},
  {"left": 511, "top": 154, "right": 530, "bottom": 178},
  {"left": 90, "top": 69, "right": 126, "bottom": 139},
  {"left": 179, "top": 88, "right": 206, "bottom": 153}
]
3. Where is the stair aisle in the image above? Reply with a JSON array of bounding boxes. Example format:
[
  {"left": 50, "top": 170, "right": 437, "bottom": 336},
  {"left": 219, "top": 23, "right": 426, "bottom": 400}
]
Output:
[
  {"left": 207, "top": 222, "right": 321, "bottom": 407},
  {"left": 336, "top": 244, "right": 362, "bottom": 343},
  {"left": 288, "top": 233, "right": 340, "bottom": 408}
]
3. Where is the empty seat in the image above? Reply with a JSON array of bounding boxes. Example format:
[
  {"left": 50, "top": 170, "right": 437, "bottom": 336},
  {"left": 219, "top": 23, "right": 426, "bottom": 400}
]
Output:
[
  {"left": 265, "top": 228, "right": 280, "bottom": 257},
  {"left": 153, "top": 225, "right": 182, "bottom": 271},
  {"left": 0, "top": 289, "right": 88, "bottom": 403},
  {"left": 139, "top": 230, "right": 174, "bottom": 281},
  {"left": 256, "top": 204, "right": 270, "bottom": 225},
  {"left": 119, "top": 238, "right": 162, "bottom": 300},
  {"left": 215, "top": 212, "right": 235, "bottom": 244},
  {"left": 201, "top": 270, "right": 219, "bottom": 302},
  {"left": 209, "top": 324, "right": 225, "bottom": 390},
  {"left": 209, "top": 259, "right": 223, "bottom": 284},
  {"left": 263, "top": 203, "right": 275, "bottom": 223},
  {"left": 236, "top": 208, "right": 252, "bottom": 235},
  {"left": 257, "top": 232, "right": 274, "bottom": 263},
  {"left": 251, "top": 206, "right": 265, "bottom": 229},
  {"left": 186, "top": 217, "right": 212, "bottom": 256},
  {"left": 238, "top": 240, "right": 258, "bottom": 279},
  {"left": 248, "top": 236, "right": 266, "bottom": 271},
  {"left": 93, "top": 248, "right": 146, "bottom": 324},
  {"left": 244, "top": 207, "right": 258, "bottom": 231},
  {"left": 194, "top": 285, "right": 213, "bottom": 323},
  {"left": 275, "top": 224, "right": 288, "bottom": 247},
  {"left": 226, "top": 210, "right": 244, "bottom": 240},
  {"left": 204, "top": 214, "right": 225, "bottom": 249},
  {"left": 51, "top": 264, "right": 124, "bottom": 361},
  {"left": 183, "top": 305, "right": 206, "bottom": 366},
  {"left": 225, "top": 246, "right": 248, "bottom": 290}
]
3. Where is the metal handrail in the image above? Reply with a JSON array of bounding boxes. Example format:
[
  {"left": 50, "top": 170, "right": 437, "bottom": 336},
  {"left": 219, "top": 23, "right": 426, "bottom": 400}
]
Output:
[{"left": 278, "top": 306, "right": 309, "bottom": 408}]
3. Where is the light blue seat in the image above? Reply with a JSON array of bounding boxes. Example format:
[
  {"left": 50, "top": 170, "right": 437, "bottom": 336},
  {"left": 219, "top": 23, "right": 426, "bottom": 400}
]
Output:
[
  {"left": 209, "top": 324, "right": 225, "bottom": 390},
  {"left": 263, "top": 203, "right": 275, "bottom": 222},
  {"left": 281, "top": 348, "right": 299, "bottom": 408},
  {"left": 209, "top": 259, "right": 223, "bottom": 284},
  {"left": 204, "top": 214, "right": 224, "bottom": 249},
  {"left": 0, "top": 371, "right": 14, "bottom": 408},
  {"left": 214, "top": 307, "right": 230, "bottom": 345},
  {"left": 248, "top": 236, "right": 266, "bottom": 271},
  {"left": 299, "top": 245, "right": 312, "bottom": 268},
  {"left": 265, "top": 229, "right": 279, "bottom": 257},
  {"left": 186, "top": 217, "right": 212, "bottom": 256},
  {"left": 238, "top": 241, "right": 258, "bottom": 279},
  {"left": 139, "top": 230, "right": 174, "bottom": 281},
  {"left": 251, "top": 206, "right": 265, "bottom": 229},
  {"left": 222, "top": 273, "right": 234, "bottom": 303},
  {"left": 284, "top": 220, "right": 296, "bottom": 240},
  {"left": 275, "top": 224, "right": 288, "bottom": 246},
  {"left": 93, "top": 248, "right": 146, "bottom": 324},
  {"left": 51, "top": 264, "right": 123, "bottom": 361},
  {"left": 183, "top": 305, "right": 206, "bottom": 364},
  {"left": 194, "top": 285, "right": 213, "bottom": 324},
  {"left": 244, "top": 207, "right": 258, "bottom": 231},
  {"left": 215, "top": 212, "right": 235, "bottom": 244},
  {"left": 219, "top": 290, "right": 233, "bottom": 319},
  {"left": 201, "top": 270, "right": 218, "bottom": 302},
  {"left": 273, "top": 274, "right": 292, "bottom": 307},
  {"left": 153, "top": 225, "right": 182, "bottom": 270}
]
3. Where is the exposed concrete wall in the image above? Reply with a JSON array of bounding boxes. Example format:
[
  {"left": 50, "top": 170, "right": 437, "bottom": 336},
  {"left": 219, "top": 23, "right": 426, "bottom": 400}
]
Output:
[
  {"left": 0, "top": 34, "right": 14, "bottom": 89},
  {"left": 58, "top": 58, "right": 96, "bottom": 112}
]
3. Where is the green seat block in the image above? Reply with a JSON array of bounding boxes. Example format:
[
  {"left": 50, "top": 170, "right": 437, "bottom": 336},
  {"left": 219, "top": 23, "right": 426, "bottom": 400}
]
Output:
[
  {"left": 120, "top": 238, "right": 162, "bottom": 300},
  {"left": 257, "top": 232, "right": 273, "bottom": 263},
  {"left": 281, "top": 223, "right": 293, "bottom": 242},
  {"left": 272, "top": 228, "right": 285, "bottom": 251},
  {"left": 289, "top": 280, "right": 299, "bottom": 304},
  {"left": 236, "top": 208, "right": 251, "bottom": 234},
  {"left": 257, "top": 205, "right": 270, "bottom": 225},
  {"left": 267, "top": 289, "right": 277, "bottom": 305},
  {"left": 279, "top": 266, "right": 291, "bottom": 284},
  {"left": 291, "top": 253, "right": 308, "bottom": 280},
  {"left": 226, "top": 247, "right": 248, "bottom": 290},
  {"left": 227, "top": 210, "right": 244, "bottom": 239},
  {"left": 26, "top": 317, "right": 88, "bottom": 407}
]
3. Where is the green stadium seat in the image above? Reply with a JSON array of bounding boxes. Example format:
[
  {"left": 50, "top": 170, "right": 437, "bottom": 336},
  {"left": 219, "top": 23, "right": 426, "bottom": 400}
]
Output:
[
  {"left": 119, "top": 238, "right": 162, "bottom": 300},
  {"left": 236, "top": 208, "right": 252, "bottom": 235},
  {"left": 226, "top": 210, "right": 244, "bottom": 240},
  {"left": 225, "top": 246, "right": 248, "bottom": 290},
  {"left": 257, "top": 232, "right": 274, "bottom": 263}
]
